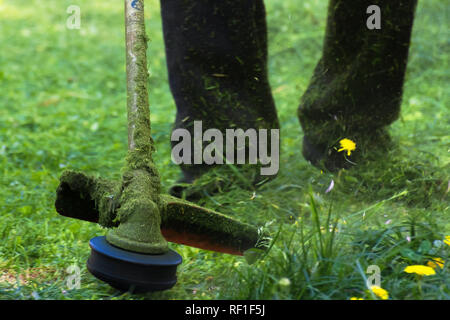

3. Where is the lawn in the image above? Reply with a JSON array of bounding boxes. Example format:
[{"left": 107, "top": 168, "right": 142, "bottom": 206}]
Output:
[{"left": 0, "top": 0, "right": 448, "bottom": 300}]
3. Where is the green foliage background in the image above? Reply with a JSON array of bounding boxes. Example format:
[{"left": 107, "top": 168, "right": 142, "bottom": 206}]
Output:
[{"left": 0, "top": 0, "right": 448, "bottom": 299}]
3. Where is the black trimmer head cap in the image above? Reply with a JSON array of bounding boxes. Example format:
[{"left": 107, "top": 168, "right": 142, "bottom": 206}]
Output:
[{"left": 87, "top": 236, "right": 182, "bottom": 293}]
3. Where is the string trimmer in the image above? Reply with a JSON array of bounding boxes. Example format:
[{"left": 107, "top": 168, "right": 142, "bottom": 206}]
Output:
[{"left": 55, "top": 0, "right": 267, "bottom": 293}]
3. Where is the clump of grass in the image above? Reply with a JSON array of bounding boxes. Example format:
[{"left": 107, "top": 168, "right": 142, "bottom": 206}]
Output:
[
  {"left": 332, "top": 142, "right": 448, "bottom": 208},
  {"left": 218, "top": 190, "right": 449, "bottom": 300}
]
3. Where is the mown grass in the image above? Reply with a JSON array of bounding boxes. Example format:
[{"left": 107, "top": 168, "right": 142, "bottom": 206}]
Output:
[{"left": 0, "top": 0, "right": 449, "bottom": 300}]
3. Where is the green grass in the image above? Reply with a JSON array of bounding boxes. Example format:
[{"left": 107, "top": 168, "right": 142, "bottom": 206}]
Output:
[{"left": 0, "top": 0, "right": 449, "bottom": 300}]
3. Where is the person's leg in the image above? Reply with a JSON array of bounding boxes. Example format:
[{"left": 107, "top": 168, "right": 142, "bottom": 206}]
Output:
[
  {"left": 298, "top": 0, "right": 418, "bottom": 171},
  {"left": 160, "top": 0, "right": 279, "bottom": 190}
]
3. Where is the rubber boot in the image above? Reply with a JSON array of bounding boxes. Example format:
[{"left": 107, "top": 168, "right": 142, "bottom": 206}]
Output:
[
  {"left": 160, "top": 0, "right": 279, "bottom": 196},
  {"left": 298, "top": 0, "right": 418, "bottom": 171}
]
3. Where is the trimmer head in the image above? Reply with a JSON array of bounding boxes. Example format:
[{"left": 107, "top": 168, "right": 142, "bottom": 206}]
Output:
[{"left": 87, "top": 236, "right": 182, "bottom": 293}]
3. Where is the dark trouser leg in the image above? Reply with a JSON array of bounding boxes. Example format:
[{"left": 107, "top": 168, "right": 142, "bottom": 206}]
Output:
[
  {"left": 160, "top": 0, "right": 279, "bottom": 183},
  {"left": 298, "top": 0, "right": 418, "bottom": 171}
]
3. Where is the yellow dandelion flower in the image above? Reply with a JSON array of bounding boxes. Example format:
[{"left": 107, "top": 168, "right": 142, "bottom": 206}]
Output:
[
  {"left": 370, "top": 286, "right": 389, "bottom": 300},
  {"left": 427, "top": 258, "right": 444, "bottom": 269},
  {"left": 404, "top": 265, "right": 436, "bottom": 276},
  {"left": 337, "top": 138, "right": 356, "bottom": 156},
  {"left": 444, "top": 236, "right": 450, "bottom": 246},
  {"left": 350, "top": 297, "right": 364, "bottom": 300}
]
